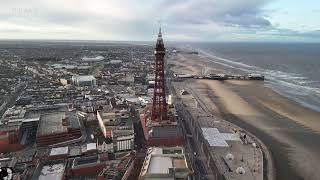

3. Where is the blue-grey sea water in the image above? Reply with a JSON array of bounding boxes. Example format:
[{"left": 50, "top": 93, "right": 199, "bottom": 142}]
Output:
[{"left": 187, "top": 42, "right": 320, "bottom": 112}]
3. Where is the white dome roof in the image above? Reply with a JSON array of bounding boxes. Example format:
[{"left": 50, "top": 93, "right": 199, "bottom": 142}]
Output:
[
  {"left": 226, "top": 153, "right": 234, "bottom": 160},
  {"left": 236, "top": 167, "right": 246, "bottom": 175}
]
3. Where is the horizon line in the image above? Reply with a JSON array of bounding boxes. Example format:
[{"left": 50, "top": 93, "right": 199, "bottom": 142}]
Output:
[{"left": 0, "top": 38, "right": 319, "bottom": 44}]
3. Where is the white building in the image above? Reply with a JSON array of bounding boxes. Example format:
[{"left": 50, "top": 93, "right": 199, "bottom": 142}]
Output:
[
  {"left": 139, "top": 146, "right": 192, "bottom": 180},
  {"left": 38, "top": 163, "right": 66, "bottom": 180},
  {"left": 97, "top": 139, "right": 114, "bottom": 153},
  {"left": 72, "top": 75, "right": 96, "bottom": 87},
  {"left": 110, "top": 60, "right": 122, "bottom": 64},
  {"left": 82, "top": 56, "right": 104, "bottom": 62},
  {"left": 96, "top": 110, "right": 134, "bottom": 152}
]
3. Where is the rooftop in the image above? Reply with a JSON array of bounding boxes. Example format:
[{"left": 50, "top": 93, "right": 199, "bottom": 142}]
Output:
[
  {"left": 110, "top": 60, "right": 122, "bottom": 64},
  {"left": 97, "top": 110, "right": 131, "bottom": 127},
  {"left": 73, "top": 75, "right": 96, "bottom": 82},
  {"left": 82, "top": 56, "right": 104, "bottom": 62},
  {"left": 38, "top": 163, "right": 66, "bottom": 180},
  {"left": 86, "top": 143, "right": 97, "bottom": 151},
  {"left": 140, "top": 146, "right": 190, "bottom": 178},
  {"left": 37, "top": 112, "right": 67, "bottom": 136},
  {"left": 50, "top": 146, "right": 69, "bottom": 156},
  {"left": 149, "top": 156, "right": 172, "bottom": 174},
  {"left": 37, "top": 111, "right": 79, "bottom": 136},
  {"left": 72, "top": 155, "right": 99, "bottom": 168},
  {"left": 202, "top": 128, "right": 241, "bottom": 147}
]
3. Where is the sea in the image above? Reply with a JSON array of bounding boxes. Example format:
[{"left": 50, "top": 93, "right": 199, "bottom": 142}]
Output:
[{"left": 184, "top": 42, "right": 320, "bottom": 113}]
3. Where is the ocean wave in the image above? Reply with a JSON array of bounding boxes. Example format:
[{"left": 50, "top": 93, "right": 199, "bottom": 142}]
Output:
[
  {"left": 266, "top": 79, "right": 320, "bottom": 96},
  {"left": 264, "top": 71, "right": 320, "bottom": 94},
  {"left": 196, "top": 48, "right": 320, "bottom": 112},
  {"left": 197, "top": 49, "right": 258, "bottom": 69},
  {"left": 198, "top": 51, "right": 252, "bottom": 73}
]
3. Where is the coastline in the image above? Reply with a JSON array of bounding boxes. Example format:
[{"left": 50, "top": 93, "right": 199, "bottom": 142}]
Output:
[{"left": 169, "top": 52, "right": 320, "bottom": 180}]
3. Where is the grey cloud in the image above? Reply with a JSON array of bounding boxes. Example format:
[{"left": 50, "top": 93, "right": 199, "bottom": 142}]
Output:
[
  {"left": 161, "top": 0, "right": 272, "bottom": 28},
  {"left": 222, "top": 14, "right": 271, "bottom": 27},
  {"left": 0, "top": 0, "right": 319, "bottom": 42}
]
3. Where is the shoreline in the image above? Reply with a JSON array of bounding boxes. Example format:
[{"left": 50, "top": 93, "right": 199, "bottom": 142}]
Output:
[
  {"left": 220, "top": 109, "right": 276, "bottom": 180},
  {"left": 197, "top": 79, "right": 276, "bottom": 180},
  {"left": 171, "top": 79, "right": 272, "bottom": 180},
  {"left": 169, "top": 53, "right": 320, "bottom": 180},
  {"left": 225, "top": 80, "right": 320, "bottom": 133}
]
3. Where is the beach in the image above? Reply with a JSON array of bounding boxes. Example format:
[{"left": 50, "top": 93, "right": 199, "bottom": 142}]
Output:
[{"left": 169, "top": 53, "right": 320, "bottom": 180}]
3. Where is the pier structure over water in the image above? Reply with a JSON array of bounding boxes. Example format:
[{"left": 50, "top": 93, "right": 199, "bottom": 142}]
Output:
[{"left": 174, "top": 73, "right": 265, "bottom": 81}]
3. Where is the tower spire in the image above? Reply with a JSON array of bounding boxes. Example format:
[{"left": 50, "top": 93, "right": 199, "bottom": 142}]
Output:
[{"left": 158, "top": 23, "right": 162, "bottom": 37}]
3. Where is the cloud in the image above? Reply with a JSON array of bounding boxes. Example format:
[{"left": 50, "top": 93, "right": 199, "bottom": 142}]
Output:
[
  {"left": 0, "top": 0, "right": 319, "bottom": 42},
  {"left": 162, "top": 0, "right": 272, "bottom": 28}
]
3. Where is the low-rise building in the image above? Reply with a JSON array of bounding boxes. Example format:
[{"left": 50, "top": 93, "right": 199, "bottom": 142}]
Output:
[
  {"left": 139, "top": 146, "right": 192, "bottom": 180},
  {"left": 96, "top": 110, "right": 134, "bottom": 152},
  {"left": 36, "top": 162, "right": 67, "bottom": 180},
  {"left": 72, "top": 75, "right": 96, "bottom": 87},
  {"left": 0, "top": 121, "right": 23, "bottom": 153},
  {"left": 71, "top": 155, "right": 105, "bottom": 177},
  {"left": 36, "top": 111, "right": 81, "bottom": 146},
  {"left": 81, "top": 143, "right": 98, "bottom": 155},
  {"left": 97, "top": 137, "right": 114, "bottom": 153},
  {"left": 48, "top": 146, "right": 69, "bottom": 160}
]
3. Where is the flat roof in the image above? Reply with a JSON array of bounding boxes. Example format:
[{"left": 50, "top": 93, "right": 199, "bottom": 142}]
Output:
[
  {"left": 73, "top": 156, "right": 99, "bottom": 167},
  {"left": 38, "top": 163, "right": 65, "bottom": 180},
  {"left": 97, "top": 110, "right": 132, "bottom": 128},
  {"left": 50, "top": 146, "right": 69, "bottom": 156},
  {"left": 37, "top": 111, "right": 79, "bottom": 136},
  {"left": 69, "top": 146, "right": 81, "bottom": 157},
  {"left": 86, "top": 143, "right": 97, "bottom": 151},
  {"left": 82, "top": 56, "right": 104, "bottom": 61},
  {"left": 173, "top": 158, "right": 187, "bottom": 169},
  {"left": 202, "top": 128, "right": 240, "bottom": 147},
  {"left": 37, "top": 112, "right": 67, "bottom": 136},
  {"left": 148, "top": 156, "right": 172, "bottom": 174},
  {"left": 74, "top": 75, "right": 96, "bottom": 82},
  {"left": 141, "top": 146, "right": 189, "bottom": 177},
  {"left": 110, "top": 60, "right": 122, "bottom": 64}
]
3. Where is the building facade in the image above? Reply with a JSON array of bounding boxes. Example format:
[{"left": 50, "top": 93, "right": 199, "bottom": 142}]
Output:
[{"left": 72, "top": 75, "right": 97, "bottom": 87}]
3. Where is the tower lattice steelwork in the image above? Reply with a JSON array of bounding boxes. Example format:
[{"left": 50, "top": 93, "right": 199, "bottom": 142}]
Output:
[{"left": 151, "top": 27, "right": 168, "bottom": 122}]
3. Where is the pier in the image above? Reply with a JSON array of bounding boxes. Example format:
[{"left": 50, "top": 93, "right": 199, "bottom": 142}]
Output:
[{"left": 174, "top": 73, "right": 265, "bottom": 81}]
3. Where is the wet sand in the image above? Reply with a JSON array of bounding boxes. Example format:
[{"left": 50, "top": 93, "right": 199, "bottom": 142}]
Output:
[{"left": 169, "top": 53, "right": 320, "bottom": 180}]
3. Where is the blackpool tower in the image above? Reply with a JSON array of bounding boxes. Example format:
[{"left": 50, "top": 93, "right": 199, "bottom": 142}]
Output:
[
  {"left": 151, "top": 27, "right": 168, "bottom": 122},
  {"left": 139, "top": 27, "right": 183, "bottom": 147}
]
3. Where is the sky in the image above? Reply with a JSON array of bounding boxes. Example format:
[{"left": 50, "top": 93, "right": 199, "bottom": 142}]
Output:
[{"left": 0, "top": 0, "right": 319, "bottom": 42}]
